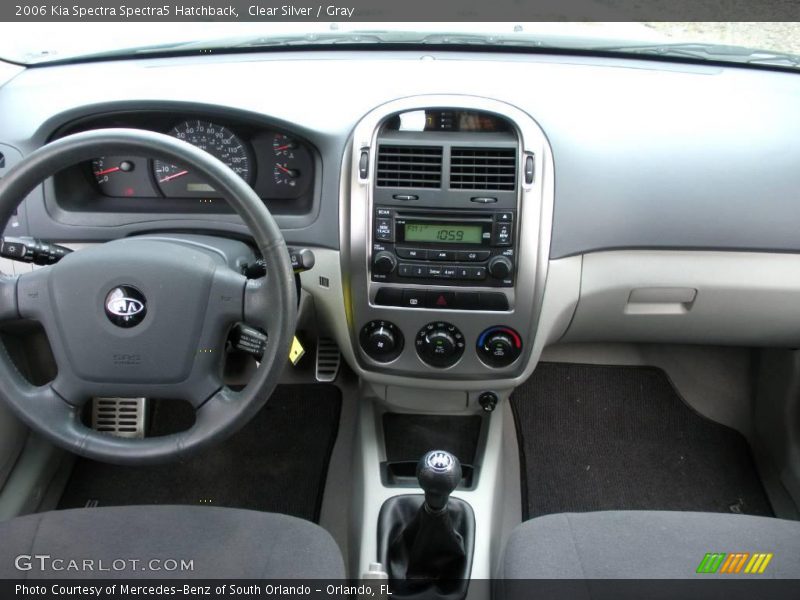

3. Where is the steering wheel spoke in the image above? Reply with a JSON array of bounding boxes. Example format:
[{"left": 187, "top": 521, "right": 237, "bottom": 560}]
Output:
[
  {"left": 0, "top": 274, "right": 19, "bottom": 321},
  {"left": 183, "top": 370, "right": 226, "bottom": 409},
  {"left": 0, "top": 267, "right": 53, "bottom": 322},
  {"left": 244, "top": 275, "right": 285, "bottom": 333}
]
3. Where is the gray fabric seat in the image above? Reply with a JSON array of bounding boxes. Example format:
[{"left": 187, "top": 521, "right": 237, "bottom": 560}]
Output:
[
  {"left": 0, "top": 505, "right": 344, "bottom": 578},
  {"left": 502, "top": 511, "right": 800, "bottom": 579}
]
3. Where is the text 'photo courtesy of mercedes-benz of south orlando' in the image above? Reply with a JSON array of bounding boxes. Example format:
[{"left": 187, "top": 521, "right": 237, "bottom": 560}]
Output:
[{"left": 0, "top": 1, "right": 799, "bottom": 599}]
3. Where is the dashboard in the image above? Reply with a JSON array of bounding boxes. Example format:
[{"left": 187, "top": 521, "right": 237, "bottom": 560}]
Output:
[{"left": 2, "top": 50, "right": 800, "bottom": 390}]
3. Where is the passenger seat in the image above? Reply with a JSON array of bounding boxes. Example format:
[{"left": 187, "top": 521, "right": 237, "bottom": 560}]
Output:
[{"left": 501, "top": 511, "right": 800, "bottom": 579}]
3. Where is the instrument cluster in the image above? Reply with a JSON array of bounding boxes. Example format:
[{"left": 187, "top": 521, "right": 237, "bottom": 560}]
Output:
[{"left": 53, "top": 112, "right": 315, "bottom": 215}]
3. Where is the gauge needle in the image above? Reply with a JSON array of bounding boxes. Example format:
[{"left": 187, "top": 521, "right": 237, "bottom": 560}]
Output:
[
  {"left": 159, "top": 170, "right": 189, "bottom": 183},
  {"left": 94, "top": 167, "right": 120, "bottom": 177},
  {"left": 275, "top": 163, "right": 299, "bottom": 177},
  {"left": 273, "top": 144, "right": 292, "bottom": 151}
]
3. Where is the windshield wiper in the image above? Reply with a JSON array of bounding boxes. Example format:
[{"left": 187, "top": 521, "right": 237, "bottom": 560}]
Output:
[{"left": 590, "top": 42, "right": 800, "bottom": 68}]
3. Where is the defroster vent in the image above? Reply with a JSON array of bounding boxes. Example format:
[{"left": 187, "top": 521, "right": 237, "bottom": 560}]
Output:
[
  {"left": 377, "top": 145, "right": 443, "bottom": 188},
  {"left": 450, "top": 147, "right": 517, "bottom": 191}
]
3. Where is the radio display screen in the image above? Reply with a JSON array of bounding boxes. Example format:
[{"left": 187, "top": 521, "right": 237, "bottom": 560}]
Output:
[{"left": 404, "top": 222, "right": 484, "bottom": 244}]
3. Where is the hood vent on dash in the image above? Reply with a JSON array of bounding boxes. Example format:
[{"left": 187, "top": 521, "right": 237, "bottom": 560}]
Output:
[
  {"left": 376, "top": 145, "right": 443, "bottom": 188},
  {"left": 450, "top": 147, "right": 517, "bottom": 191}
]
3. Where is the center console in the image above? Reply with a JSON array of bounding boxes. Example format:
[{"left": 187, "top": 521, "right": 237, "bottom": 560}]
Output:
[{"left": 342, "top": 96, "right": 554, "bottom": 384}]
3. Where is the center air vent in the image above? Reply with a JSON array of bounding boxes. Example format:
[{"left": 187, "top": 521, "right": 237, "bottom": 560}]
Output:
[
  {"left": 450, "top": 147, "right": 517, "bottom": 191},
  {"left": 377, "top": 145, "right": 443, "bottom": 188}
]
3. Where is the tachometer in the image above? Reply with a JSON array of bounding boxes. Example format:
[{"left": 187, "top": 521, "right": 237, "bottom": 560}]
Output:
[
  {"left": 91, "top": 156, "right": 158, "bottom": 197},
  {"left": 153, "top": 121, "right": 252, "bottom": 197}
]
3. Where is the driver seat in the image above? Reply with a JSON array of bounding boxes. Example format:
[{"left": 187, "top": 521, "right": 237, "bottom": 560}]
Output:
[{"left": 0, "top": 505, "right": 345, "bottom": 578}]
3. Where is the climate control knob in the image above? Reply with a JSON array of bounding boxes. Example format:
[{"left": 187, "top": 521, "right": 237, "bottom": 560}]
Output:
[
  {"left": 360, "top": 320, "right": 403, "bottom": 362},
  {"left": 477, "top": 326, "right": 523, "bottom": 367},
  {"left": 487, "top": 255, "right": 513, "bottom": 280},
  {"left": 416, "top": 322, "right": 465, "bottom": 368},
  {"left": 372, "top": 251, "right": 397, "bottom": 275}
]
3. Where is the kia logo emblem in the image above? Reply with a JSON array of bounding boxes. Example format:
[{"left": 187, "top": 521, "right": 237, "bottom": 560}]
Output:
[
  {"left": 426, "top": 451, "right": 453, "bottom": 472},
  {"left": 105, "top": 286, "right": 147, "bottom": 327},
  {"left": 107, "top": 298, "right": 144, "bottom": 316}
]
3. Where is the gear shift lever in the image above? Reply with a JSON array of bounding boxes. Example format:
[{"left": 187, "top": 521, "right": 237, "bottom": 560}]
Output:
[
  {"left": 417, "top": 450, "right": 462, "bottom": 512},
  {"left": 378, "top": 449, "right": 474, "bottom": 597}
]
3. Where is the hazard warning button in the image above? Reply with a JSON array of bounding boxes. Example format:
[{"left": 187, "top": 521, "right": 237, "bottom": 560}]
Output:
[{"left": 426, "top": 291, "right": 455, "bottom": 309}]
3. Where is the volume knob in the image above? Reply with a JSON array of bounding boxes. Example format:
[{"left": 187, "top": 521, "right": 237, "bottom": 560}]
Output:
[
  {"left": 488, "top": 255, "right": 513, "bottom": 279},
  {"left": 373, "top": 251, "right": 397, "bottom": 275}
]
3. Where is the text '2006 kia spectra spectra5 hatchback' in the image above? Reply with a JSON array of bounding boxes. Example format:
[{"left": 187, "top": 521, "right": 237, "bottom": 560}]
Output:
[{"left": 0, "top": 19, "right": 798, "bottom": 600}]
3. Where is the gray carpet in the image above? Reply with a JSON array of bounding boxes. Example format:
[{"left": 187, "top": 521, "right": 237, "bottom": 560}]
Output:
[
  {"left": 511, "top": 363, "right": 773, "bottom": 520},
  {"left": 58, "top": 384, "right": 341, "bottom": 522}
]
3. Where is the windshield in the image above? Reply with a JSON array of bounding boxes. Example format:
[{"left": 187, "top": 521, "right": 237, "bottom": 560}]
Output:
[{"left": 1, "top": 22, "right": 799, "bottom": 68}]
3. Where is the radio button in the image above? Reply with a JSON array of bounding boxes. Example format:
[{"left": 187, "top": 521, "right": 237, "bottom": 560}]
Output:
[
  {"left": 396, "top": 247, "right": 428, "bottom": 260},
  {"left": 496, "top": 211, "right": 514, "bottom": 222},
  {"left": 442, "top": 266, "right": 458, "bottom": 279},
  {"left": 412, "top": 265, "right": 426, "bottom": 277},
  {"left": 375, "top": 208, "right": 392, "bottom": 217},
  {"left": 375, "top": 218, "right": 394, "bottom": 241},
  {"left": 426, "top": 266, "right": 444, "bottom": 278},
  {"left": 458, "top": 250, "right": 491, "bottom": 262},
  {"left": 430, "top": 249, "right": 455, "bottom": 261},
  {"left": 493, "top": 222, "right": 512, "bottom": 246},
  {"left": 468, "top": 266, "right": 487, "bottom": 280},
  {"left": 456, "top": 266, "right": 471, "bottom": 279},
  {"left": 398, "top": 263, "right": 413, "bottom": 277}
]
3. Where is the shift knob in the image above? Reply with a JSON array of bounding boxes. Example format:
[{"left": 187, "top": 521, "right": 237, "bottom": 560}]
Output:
[{"left": 417, "top": 450, "right": 462, "bottom": 512}]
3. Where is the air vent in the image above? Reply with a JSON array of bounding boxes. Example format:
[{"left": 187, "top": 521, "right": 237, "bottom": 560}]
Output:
[
  {"left": 376, "top": 145, "right": 443, "bottom": 188},
  {"left": 450, "top": 147, "right": 517, "bottom": 191}
]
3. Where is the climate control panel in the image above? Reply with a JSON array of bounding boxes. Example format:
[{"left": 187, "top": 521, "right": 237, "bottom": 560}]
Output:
[{"left": 359, "top": 320, "right": 522, "bottom": 371}]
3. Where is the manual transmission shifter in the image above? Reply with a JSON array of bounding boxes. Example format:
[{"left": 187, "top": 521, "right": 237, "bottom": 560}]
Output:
[
  {"left": 417, "top": 450, "right": 462, "bottom": 512},
  {"left": 377, "top": 450, "right": 475, "bottom": 599}
]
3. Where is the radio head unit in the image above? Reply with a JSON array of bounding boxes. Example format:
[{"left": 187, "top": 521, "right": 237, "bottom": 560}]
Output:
[{"left": 371, "top": 207, "right": 515, "bottom": 288}]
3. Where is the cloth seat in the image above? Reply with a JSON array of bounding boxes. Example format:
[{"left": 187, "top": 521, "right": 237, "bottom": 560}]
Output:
[
  {"left": 0, "top": 505, "right": 344, "bottom": 578},
  {"left": 502, "top": 510, "right": 800, "bottom": 579}
]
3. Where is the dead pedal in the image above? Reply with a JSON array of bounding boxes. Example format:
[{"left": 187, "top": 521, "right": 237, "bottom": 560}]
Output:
[
  {"left": 91, "top": 397, "right": 146, "bottom": 438},
  {"left": 315, "top": 337, "right": 341, "bottom": 382}
]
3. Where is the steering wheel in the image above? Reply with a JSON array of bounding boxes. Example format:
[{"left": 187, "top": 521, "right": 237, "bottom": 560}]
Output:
[{"left": 0, "top": 129, "right": 297, "bottom": 464}]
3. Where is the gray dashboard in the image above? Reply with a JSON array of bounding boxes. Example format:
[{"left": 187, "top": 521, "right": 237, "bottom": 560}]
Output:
[{"left": 1, "top": 50, "right": 799, "bottom": 255}]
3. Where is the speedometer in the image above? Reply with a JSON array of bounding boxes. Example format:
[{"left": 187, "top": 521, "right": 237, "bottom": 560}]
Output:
[{"left": 153, "top": 121, "right": 252, "bottom": 197}]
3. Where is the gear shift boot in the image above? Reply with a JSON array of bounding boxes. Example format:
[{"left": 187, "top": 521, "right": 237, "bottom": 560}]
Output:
[
  {"left": 377, "top": 495, "right": 475, "bottom": 598},
  {"left": 377, "top": 450, "right": 475, "bottom": 599}
]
